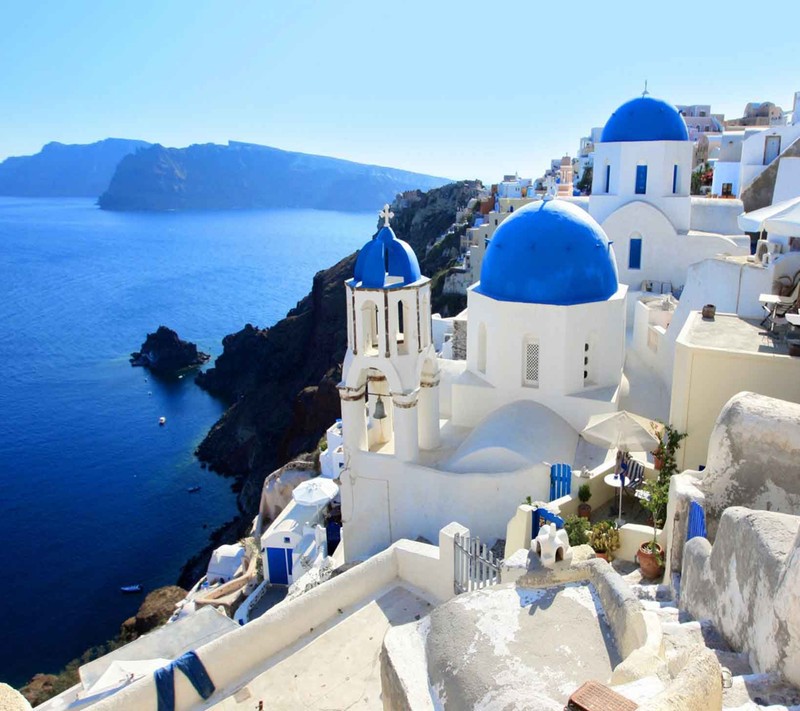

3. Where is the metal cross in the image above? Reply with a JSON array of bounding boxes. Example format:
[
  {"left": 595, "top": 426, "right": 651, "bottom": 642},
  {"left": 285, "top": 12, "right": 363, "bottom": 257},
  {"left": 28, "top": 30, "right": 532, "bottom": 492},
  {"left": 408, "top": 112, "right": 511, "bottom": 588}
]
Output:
[
  {"left": 379, "top": 204, "right": 394, "bottom": 227},
  {"left": 642, "top": 80, "right": 650, "bottom": 97}
]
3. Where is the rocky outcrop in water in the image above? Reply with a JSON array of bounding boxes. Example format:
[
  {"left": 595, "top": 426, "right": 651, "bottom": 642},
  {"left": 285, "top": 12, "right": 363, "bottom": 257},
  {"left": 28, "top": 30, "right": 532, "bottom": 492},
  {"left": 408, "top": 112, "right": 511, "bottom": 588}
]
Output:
[
  {"left": 130, "top": 326, "right": 210, "bottom": 374},
  {"left": 98, "top": 141, "right": 450, "bottom": 212}
]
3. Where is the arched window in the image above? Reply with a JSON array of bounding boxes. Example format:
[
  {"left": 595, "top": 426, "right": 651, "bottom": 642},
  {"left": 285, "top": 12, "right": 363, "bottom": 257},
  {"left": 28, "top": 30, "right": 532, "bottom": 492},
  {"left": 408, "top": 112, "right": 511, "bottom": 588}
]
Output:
[
  {"left": 361, "top": 301, "right": 379, "bottom": 355},
  {"left": 477, "top": 322, "right": 487, "bottom": 374},
  {"left": 397, "top": 300, "right": 410, "bottom": 355},
  {"left": 522, "top": 336, "right": 539, "bottom": 387}
]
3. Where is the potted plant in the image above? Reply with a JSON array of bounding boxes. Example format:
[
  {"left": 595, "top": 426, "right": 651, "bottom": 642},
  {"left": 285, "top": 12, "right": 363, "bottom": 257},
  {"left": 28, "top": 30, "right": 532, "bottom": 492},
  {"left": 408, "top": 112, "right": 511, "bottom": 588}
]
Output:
[
  {"left": 564, "top": 515, "right": 590, "bottom": 547},
  {"left": 588, "top": 520, "right": 620, "bottom": 561},
  {"left": 577, "top": 484, "right": 592, "bottom": 519},
  {"left": 638, "top": 479, "right": 669, "bottom": 579}
]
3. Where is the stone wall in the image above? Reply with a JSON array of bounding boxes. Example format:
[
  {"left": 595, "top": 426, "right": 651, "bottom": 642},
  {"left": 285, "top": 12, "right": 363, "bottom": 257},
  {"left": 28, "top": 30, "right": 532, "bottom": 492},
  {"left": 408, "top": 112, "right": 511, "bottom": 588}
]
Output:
[
  {"left": 681, "top": 506, "right": 800, "bottom": 686},
  {"left": 741, "top": 137, "right": 800, "bottom": 212}
]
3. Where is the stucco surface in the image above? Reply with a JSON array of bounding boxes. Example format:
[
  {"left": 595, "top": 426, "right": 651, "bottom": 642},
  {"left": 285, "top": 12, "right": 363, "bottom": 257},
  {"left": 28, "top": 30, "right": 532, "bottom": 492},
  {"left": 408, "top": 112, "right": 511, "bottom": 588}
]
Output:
[
  {"left": 425, "top": 582, "right": 620, "bottom": 710},
  {"left": 681, "top": 506, "right": 800, "bottom": 686},
  {"left": 700, "top": 392, "right": 800, "bottom": 535},
  {"left": 211, "top": 585, "right": 432, "bottom": 711}
]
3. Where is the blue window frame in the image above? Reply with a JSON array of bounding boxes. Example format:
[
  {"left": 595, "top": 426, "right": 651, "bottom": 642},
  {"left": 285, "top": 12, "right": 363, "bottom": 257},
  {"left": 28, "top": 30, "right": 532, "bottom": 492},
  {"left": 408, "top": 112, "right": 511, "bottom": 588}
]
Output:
[
  {"left": 629, "top": 237, "right": 642, "bottom": 270},
  {"left": 672, "top": 165, "right": 678, "bottom": 194},
  {"left": 604, "top": 164, "right": 611, "bottom": 193},
  {"left": 635, "top": 165, "right": 647, "bottom": 194}
]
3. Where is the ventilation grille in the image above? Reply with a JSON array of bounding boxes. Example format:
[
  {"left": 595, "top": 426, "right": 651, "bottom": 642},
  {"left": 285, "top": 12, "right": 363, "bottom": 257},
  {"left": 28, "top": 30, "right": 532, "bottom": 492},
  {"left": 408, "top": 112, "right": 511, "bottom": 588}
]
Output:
[{"left": 524, "top": 341, "right": 539, "bottom": 386}]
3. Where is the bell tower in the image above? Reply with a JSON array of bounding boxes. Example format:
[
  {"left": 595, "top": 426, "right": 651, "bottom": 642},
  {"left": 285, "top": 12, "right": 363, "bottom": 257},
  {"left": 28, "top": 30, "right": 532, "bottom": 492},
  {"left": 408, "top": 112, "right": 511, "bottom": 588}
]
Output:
[{"left": 339, "top": 205, "right": 440, "bottom": 463}]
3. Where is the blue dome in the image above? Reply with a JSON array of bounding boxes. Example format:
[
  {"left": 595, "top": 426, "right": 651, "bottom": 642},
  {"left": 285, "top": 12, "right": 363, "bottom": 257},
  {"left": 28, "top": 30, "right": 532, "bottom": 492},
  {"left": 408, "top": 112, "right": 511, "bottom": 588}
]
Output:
[
  {"left": 477, "top": 199, "right": 618, "bottom": 306},
  {"left": 601, "top": 96, "right": 689, "bottom": 143},
  {"left": 352, "top": 226, "right": 421, "bottom": 288}
]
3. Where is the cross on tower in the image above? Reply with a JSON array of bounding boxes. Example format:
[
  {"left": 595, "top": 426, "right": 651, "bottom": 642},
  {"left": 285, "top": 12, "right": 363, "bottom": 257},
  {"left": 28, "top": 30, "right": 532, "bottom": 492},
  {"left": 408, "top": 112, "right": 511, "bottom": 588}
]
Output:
[
  {"left": 642, "top": 80, "right": 650, "bottom": 97},
  {"left": 379, "top": 204, "right": 394, "bottom": 227}
]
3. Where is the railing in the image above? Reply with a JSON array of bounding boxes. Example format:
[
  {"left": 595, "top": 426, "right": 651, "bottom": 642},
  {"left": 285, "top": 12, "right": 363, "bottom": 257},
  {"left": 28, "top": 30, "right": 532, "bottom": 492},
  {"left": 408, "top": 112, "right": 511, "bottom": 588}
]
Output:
[
  {"left": 234, "top": 578, "right": 271, "bottom": 626},
  {"left": 453, "top": 533, "right": 501, "bottom": 594}
]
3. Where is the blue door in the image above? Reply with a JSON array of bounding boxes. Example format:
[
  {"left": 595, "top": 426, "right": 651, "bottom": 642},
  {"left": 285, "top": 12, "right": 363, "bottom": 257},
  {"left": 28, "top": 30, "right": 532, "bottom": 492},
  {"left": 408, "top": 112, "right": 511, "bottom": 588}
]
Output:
[
  {"left": 635, "top": 165, "right": 648, "bottom": 194},
  {"left": 629, "top": 238, "right": 642, "bottom": 270},
  {"left": 266, "top": 547, "right": 292, "bottom": 585}
]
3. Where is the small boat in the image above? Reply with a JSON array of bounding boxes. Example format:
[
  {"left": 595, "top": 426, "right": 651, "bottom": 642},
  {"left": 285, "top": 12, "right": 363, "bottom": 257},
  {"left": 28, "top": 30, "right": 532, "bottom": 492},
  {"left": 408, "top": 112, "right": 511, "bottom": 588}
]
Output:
[
  {"left": 159, "top": 417, "right": 166, "bottom": 426},
  {"left": 120, "top": 584, "right": 143, "bottom": 594},
  {"left": 187, "top": 485, "right": 201, "bottom": 493}
]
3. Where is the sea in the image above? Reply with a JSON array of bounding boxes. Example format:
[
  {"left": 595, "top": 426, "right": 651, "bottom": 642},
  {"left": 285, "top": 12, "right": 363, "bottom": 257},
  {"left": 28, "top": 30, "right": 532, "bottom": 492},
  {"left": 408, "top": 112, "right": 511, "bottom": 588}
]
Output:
[{"left": 0, "top": 197, "right": 374, "bottom": 688}]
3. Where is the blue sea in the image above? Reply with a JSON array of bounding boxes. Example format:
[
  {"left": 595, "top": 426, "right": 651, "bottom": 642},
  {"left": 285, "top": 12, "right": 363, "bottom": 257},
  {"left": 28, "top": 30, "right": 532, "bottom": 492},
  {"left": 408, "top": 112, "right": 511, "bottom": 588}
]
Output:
[{"left": 0, "top": 197, "right": 373, "bottom": 687}]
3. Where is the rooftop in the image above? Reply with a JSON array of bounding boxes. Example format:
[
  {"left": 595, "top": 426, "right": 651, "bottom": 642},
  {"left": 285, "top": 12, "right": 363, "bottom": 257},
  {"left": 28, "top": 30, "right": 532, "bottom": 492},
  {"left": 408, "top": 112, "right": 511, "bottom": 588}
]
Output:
[{"left": 681, "top": 312, "right": 791, "bottom": 356}]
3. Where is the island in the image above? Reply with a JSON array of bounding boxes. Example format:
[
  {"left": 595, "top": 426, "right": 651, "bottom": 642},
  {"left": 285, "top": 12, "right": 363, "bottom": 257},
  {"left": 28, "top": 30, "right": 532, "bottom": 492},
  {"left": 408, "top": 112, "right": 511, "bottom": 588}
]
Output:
[{"left": 130, "top": 326, "right": 210, "bottom": 374}]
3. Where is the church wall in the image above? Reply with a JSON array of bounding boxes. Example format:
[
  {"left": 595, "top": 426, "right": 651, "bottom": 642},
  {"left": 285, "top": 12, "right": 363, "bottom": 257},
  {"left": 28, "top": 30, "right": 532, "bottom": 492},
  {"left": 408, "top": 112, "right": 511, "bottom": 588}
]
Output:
[
  {"left": 457, "top": 289, "right": 625, "bottom": 431},
  {"left": 601, "top": 202, "right": 745, "bottom": 291},
  {"left": 590, "top": 141, "right": 692, "bottom": 231},
  {"left": 340, "top": 450, "right": 549, "bottom": 562}
]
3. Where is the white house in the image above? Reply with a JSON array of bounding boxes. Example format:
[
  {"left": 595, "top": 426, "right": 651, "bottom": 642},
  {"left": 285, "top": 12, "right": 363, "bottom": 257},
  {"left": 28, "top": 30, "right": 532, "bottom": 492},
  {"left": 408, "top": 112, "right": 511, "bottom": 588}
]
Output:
[{"left": 338, "top": 199, "right": 625, "bottom": 562}]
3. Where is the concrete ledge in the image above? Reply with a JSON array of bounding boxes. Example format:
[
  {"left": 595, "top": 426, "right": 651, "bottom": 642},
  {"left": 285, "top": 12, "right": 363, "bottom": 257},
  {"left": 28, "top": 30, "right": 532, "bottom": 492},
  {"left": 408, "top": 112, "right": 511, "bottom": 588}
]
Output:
[
  {"left": 645, "top": 646, "right": 723, "bottom": 711},
  {"left": 380, "top": 619, "right": 434, "bottom": 711}
]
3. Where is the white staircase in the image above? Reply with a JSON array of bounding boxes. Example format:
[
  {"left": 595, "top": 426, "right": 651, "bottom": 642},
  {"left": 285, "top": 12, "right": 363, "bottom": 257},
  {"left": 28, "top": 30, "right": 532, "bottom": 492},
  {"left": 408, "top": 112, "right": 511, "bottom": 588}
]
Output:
[{"left": 627, "top": 576, "right": 800, "bottom": 710}]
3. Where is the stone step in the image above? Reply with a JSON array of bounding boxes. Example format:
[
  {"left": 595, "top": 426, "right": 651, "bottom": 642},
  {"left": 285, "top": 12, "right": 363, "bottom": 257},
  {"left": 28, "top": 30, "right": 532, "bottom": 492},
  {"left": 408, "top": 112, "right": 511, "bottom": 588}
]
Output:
[
  {"left": 628, "top": 582, "right": 672, "bottom": 602},
  {"left": 723, "top": 673, "right": 800, "bottom": 709},
  {"left": 714, "top": 649, "right": 754, "bottom": 677},
  {"left": 661, "top": 619, "right": 732, "bottom": 653}
]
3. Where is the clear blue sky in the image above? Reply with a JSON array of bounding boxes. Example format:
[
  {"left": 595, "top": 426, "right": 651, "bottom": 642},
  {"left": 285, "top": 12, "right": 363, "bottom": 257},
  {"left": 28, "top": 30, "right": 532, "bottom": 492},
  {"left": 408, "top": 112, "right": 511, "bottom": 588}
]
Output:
[{"left": 1, "top": 0, "right": 797, "bottom": 182}]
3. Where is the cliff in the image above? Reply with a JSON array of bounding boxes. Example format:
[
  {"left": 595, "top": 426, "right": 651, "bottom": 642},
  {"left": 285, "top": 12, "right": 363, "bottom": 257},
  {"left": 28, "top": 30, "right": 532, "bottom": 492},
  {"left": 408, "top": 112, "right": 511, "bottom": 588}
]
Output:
[
  {"left": 98, "top": 141, "right": 450, "bottom": 212},
  {"left": 0, "top": 138, "right": 150, "bottom": 197},
  {"left": 193, "top": 181, "right": 481, "bottom": 521}
]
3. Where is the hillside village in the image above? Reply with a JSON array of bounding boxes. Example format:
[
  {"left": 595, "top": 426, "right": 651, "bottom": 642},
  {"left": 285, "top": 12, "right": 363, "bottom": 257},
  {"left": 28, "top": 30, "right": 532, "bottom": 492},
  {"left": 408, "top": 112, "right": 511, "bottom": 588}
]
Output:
[{"left": 13, "top": 89, "right": 800, "bottom": 711}]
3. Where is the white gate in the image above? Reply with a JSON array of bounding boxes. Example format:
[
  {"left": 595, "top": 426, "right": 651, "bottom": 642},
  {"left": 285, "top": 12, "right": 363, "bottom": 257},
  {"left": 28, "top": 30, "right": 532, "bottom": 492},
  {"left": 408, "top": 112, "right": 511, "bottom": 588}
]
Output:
[{"left": 453, "top": 533, "right": 501, "bottom": 594}]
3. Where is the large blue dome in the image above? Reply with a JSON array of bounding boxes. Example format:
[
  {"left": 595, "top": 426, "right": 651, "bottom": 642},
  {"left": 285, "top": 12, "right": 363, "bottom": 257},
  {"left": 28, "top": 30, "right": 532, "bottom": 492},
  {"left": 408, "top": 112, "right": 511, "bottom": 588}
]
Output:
[
  {"left": 477, "top": 199, "right": 618, "bottom": 306},
  {"left": 601, "top": 96, "right": 689, "bottom": 143},
  {"left": 352, "top": 225, "right": 421, "bottom": 288}
]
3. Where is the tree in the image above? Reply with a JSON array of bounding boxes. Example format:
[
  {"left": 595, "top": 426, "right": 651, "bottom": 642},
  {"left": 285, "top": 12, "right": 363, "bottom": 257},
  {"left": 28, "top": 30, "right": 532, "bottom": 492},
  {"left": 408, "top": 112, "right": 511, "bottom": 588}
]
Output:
[{"left": 577, "top": 166, "right": 593, "bottom": 195}]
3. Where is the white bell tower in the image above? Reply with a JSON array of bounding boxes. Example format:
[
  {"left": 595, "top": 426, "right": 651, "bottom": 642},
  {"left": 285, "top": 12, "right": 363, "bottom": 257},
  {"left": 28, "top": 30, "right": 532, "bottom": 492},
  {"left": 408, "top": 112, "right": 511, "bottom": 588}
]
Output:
[{"left": 339, "top": 205, "right": 440, "bottom": 463}]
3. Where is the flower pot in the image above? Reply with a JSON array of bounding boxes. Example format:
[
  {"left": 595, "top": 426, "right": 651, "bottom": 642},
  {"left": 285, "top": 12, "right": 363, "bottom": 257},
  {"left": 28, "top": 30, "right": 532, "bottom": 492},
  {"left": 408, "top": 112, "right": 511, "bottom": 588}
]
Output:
[
  {"left": 577, "top": 503, "right": 592, "bottom": 520},
  {"left": 595, "top": 551, "right": 608, "bottom": 562},
  {"left": 653, "top": 454, "right": 664, "bottom": 470},
  {"left": 702, "top": 304, "right": 716, "bottom": 320},
  {"left": 638, "top": 542, "right": 664, "bottom": 579}
]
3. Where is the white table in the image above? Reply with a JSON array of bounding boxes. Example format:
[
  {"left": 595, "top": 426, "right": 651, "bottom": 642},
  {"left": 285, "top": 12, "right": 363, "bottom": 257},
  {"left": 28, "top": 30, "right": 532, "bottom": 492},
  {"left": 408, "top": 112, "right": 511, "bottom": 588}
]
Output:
[{"left": 603, "top": 473, "right": 626, "bottom": 527}]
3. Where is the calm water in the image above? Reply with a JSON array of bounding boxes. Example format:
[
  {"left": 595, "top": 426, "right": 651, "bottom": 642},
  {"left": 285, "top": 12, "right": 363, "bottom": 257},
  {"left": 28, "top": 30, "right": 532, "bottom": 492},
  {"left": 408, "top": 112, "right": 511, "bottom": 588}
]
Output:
[{"left": 0, "top": 198, "right": 373, "bottom": 686}]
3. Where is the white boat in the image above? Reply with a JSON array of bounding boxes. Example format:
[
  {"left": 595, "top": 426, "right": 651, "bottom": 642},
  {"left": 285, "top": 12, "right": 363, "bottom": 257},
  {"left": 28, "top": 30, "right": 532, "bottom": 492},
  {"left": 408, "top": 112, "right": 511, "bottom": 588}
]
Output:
[{"left": 159, "top": 417, "right": 166, "bottom": 426}]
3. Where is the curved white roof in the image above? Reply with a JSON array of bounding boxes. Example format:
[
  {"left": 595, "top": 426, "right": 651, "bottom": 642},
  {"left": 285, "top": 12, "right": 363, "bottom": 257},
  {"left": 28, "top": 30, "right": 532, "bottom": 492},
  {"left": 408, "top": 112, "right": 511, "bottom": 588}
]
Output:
[{"left": 439, "top": 400, "right": 579, "bottom": 474}]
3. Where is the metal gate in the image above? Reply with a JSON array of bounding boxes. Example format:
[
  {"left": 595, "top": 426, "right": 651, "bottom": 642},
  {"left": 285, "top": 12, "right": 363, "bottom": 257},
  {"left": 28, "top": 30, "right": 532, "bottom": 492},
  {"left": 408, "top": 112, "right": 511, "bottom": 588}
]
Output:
[{"left": 453, "top": 533, "right": 501, "bottom": 594}]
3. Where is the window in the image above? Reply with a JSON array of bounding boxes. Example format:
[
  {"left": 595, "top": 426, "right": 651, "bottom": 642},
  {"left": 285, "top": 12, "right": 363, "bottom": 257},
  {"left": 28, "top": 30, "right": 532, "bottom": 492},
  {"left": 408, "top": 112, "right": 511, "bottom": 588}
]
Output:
[
  {"left": 583, "top": 342, "right": 590, "bottom": 385},
  {"left": 361, "top": 301, "right": 379, "bottom": 354},
  {"left": 629, "top": 237, "right": 642, "bottom": 270},
  {"left": 397, "top": 300, "right": 409, "bottom": 355},
  {"left": 604, "top": 164, "right": 611, "bottom": 193},
  {"left": 522, "top": 338, "right": 539, "bottom": 387},
  {"left": 635, "top": 165, "right": 648, "bottom": 194},
  {"left": 722, "top": 183, "right": 733, "bottom": 198},
  {"left": 672, "top": 165, "right": 678, "bottom": 194}
]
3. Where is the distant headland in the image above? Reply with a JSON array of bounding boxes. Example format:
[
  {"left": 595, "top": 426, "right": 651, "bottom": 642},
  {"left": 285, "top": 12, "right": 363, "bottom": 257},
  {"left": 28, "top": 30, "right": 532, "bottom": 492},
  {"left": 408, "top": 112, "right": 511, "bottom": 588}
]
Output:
[{"left": 0, "top": 138, "right": 450, "bottom": 212}]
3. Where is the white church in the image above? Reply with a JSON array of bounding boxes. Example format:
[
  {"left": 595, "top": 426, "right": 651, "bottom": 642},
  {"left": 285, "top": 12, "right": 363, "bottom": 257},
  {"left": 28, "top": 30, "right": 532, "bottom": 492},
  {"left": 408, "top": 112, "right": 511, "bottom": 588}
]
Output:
[{"left": 337, "top": 201, "right": 627, "bottom": 561}]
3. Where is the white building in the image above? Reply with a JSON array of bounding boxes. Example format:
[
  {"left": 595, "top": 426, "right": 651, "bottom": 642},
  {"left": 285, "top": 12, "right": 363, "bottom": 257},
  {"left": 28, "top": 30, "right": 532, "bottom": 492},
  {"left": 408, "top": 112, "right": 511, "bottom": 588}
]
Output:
[
  {"left": 588, "top": 94, "right": 749, "bottom": 300},
  {"left": 338, "top": 199, "right": 626, "bottom": 562}
]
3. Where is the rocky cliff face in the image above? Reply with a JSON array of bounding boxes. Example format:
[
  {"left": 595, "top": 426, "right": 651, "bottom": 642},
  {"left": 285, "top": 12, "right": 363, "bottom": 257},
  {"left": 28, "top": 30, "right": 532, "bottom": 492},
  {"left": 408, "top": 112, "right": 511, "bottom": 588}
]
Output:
[
  {"left": 98, "top": 141, "right": 450, "bottom": 212},
  {"left": 194, "top": 181, "right": 481, "bottom": 521},
  {"left": 0, "top": 138, "right": 150, "bottom": 197}
]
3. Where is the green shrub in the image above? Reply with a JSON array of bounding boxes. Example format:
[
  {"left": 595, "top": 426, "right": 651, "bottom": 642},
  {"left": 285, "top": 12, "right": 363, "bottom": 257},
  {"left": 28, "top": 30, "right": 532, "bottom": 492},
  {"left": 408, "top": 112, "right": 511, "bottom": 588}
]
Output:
[{"left": 564, "top": 515, "right": 590, "bottom": 546}]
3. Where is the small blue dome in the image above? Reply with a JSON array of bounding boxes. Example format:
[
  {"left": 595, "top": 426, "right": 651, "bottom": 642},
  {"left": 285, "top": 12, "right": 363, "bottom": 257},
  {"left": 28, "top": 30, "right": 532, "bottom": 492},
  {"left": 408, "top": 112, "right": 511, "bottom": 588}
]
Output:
[
  {"left": 601, "top": 96, "right": 689, "bottom": 143},
  {"left": 352, "top": 226, "right": 421, "bottom": 288},
  {"left": 477, "top": 200, "right": 618, "bottom": 306}
]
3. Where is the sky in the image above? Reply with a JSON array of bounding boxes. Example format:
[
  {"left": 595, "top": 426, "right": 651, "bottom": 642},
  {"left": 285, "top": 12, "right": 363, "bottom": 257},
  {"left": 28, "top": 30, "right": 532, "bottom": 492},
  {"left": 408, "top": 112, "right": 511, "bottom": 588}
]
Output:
[{"left": 1, "top": 0, "right": 798, "bottom": 182}]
